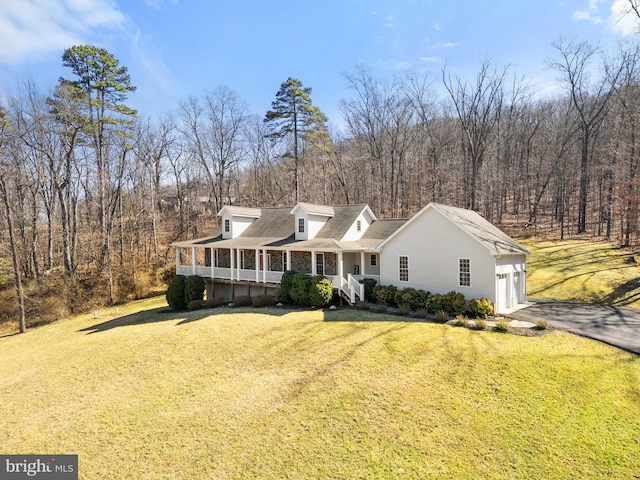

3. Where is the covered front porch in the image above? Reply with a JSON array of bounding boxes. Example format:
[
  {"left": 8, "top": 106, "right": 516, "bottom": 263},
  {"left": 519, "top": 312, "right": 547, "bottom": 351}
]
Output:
[{"left": 175, "top": 245, "right": 380, "bottom": 303}]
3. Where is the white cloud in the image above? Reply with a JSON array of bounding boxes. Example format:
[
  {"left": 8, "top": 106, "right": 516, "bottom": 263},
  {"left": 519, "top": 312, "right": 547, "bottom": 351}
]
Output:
[
  {"left": 433, "top": 22, "right": 441, "bottom": 31},
  {"left": 0, "top": 0, "right": 126, "bottom": 64},
  {"left": 420, "top": 56, "right": 440, "bottom": 63},
  {"left": 130, "top": 29, "right": 179, "bottom": 95},
  {"left": 572, "top": 0, "right": 603, "bottom": 24},
  {"left": 386, "top": 15, "right": 395, "bottom": 28},
  {"left": 442, "top": 42, "right": 459, "bottom": 49},
  {"left": 609, "top": 0, "right": 640, "bottom": 35}
]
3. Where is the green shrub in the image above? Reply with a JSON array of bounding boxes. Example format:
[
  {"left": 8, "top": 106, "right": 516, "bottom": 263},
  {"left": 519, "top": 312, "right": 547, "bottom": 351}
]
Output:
[
  {"left": 374, "top": 303, "right": 388, "bottom": 313},
  {"left": 359, "top": 278, "right": 378, "bottom": 301},
  {"left": 469, "top": 297, "right": 494, "bottom": 318},
  {"left": 474, "top": 318, "right": 487, "bottom": 330},
  {"left": 357, "top": 302, "right": 371, "bottom": 310},
  {"left": 231, "top": 295, "right": 252, "bottom": 307},
  {"left": 166, "top": 275, "right": 187, "bottom": 310},
  {"left": 435, "top": 310, "right": 449, "bottom": 322},
  {"left": 454, "top": 314, "right": 469, "bottom": 327},
  {"left": 440, "top": 291, "right": 466, "bottom": 315},
  {"left": 277, "top": 270, "right": 298, "bottom": 302},
  {"left": 289, "top": 272, "right": 311, "bottom": 305},
  {"left": 204, "top": 297, "right": 225, "bottom": 308},
  {"left": 307, "top": 276, "right": 333, "bottom": 307},
  {"left": 416, "top": 308, "right": 428, "bottom": 319},
  {"left": 252, "top": 294, "right": 277, "bottom": 307},
  {"left": 395, "top": 288, "right": 431, "bottom": 311},
  {"left": 187, "top": 299, "right": 204, "bottom": 311},
  {"left": 372, "top": 284, "right": 398, "bottom": 306},
  {"left": 398, "top": 303, "right": 411, "bottom": 315},
  {"left": 534, "top": 318, "right": 549, "bottom": 330},
  {"left": 494, "top": 319, "right": 510, "bottom": 332},
  {"left": 184, "top": 276, "right": 206, "bottom": 303},
  {"left": 427, "top": 294, "right": 442, "bottom": 313}
]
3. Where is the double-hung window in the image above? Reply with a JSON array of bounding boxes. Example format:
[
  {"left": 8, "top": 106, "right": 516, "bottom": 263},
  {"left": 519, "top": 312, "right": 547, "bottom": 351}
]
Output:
[
  {"left": 370, "top": 254, "right": 377, "bottom": 267},
  {"left": 224, "top": 219, "right": 230, "bottom": 233},
  {"left": 459, "top": 258, "right": 470, "bottom": 287},
  {"left": 399, "top": 256, "right": 409, "bottom": 282},
  {"left": 298, "top": 218, "right": 305, "bottom": 233}
]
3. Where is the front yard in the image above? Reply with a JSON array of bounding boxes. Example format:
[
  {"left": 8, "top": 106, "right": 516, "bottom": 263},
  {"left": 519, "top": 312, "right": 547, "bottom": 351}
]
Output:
[{"left": 1, "top": 296, "right": 638, "bottom": 479}]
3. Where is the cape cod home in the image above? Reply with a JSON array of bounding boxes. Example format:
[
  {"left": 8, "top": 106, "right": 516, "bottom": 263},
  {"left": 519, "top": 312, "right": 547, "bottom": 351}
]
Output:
[{"left": 171, "top": 202, "right": 530, "bottom": 313}]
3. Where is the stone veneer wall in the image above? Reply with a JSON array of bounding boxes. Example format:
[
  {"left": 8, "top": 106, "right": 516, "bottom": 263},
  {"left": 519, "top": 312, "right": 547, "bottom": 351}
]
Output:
[
  {"left": 216, "top": 249, "right": 231, "bottom": 268},
  {"left": 325, "top": 253, "right": 337, "bottom": 276},
  {"left": 269, "top": 251, "right": 284, "bottom": 272},
  {"left": 291, "top": 251, "right": 312, "bottom": 273}
]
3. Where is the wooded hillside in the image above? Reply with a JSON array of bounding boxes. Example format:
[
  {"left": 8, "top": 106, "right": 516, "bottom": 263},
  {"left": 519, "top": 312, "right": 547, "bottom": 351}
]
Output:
[{"left": 2, "top": 38, "right": 640, "bottom": 330}]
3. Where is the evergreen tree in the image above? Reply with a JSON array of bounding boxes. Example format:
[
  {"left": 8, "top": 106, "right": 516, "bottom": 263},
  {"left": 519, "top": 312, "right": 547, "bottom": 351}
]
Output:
[{"left": 264, "top": 77, "right": 327, "bottom": 202}]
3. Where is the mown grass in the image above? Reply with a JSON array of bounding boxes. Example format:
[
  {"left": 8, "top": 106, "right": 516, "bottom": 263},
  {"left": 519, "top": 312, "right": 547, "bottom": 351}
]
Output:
[
  {"left": 521, "top": 238, "right": 640, "bottom": 308},
  {"left": 1, "top": 297, "right": 639, "bottom": 479}
]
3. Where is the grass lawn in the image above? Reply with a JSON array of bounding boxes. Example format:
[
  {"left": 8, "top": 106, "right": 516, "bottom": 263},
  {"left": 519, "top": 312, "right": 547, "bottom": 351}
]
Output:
[
  {"left": 520, "top": 238, "right": 640, "bottom": 308},
  {"left": 1, "top": 296, "right": 639, "bottom": 479}
]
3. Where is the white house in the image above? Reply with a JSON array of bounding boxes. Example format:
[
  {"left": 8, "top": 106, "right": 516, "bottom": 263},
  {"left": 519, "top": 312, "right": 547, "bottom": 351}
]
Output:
[{"left": 171, "top": 202, "right": 529, "bottom": 313}]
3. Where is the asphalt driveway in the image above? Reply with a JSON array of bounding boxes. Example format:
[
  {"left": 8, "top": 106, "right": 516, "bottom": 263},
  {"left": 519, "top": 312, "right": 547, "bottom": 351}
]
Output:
[{"left": 507, "top": 298, "right": 640, "bottom": 355}]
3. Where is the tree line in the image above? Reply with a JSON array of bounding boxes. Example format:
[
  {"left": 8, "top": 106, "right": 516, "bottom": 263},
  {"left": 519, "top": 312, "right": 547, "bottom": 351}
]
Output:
[{"left": 3, "top": 35, "right": 640, "bottom": 331}]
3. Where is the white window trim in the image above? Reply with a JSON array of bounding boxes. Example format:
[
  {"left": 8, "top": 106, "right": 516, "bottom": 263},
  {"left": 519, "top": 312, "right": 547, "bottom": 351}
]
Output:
[
  {"left": 316, "top": 253, "right": 325, "bottom": 276},
  {"left": 370, "top": 254, "right": 377, "bottom": 267},
  {"left": 399, "top": 255, "right": 409, "bottom": 282},
  {"left": 356, "top": 220, "right": 362, "bottom": 232},
  {"left": 459, "top": 257, "right": 471, "bottom": 287},
  {"left": 224, "top": 218, "right": 230, "bottom": 233},
  {"left": 298, "top": 218, "right": 305, "bottom": 233}
]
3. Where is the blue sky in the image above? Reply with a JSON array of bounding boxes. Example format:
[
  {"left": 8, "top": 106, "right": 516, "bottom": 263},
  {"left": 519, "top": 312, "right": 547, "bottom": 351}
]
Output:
[{"left": 0, "top": 0, "right": 638, "bottom": 129}]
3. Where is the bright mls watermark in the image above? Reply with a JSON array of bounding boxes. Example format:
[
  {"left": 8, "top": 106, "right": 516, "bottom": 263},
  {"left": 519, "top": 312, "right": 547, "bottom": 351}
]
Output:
[{"left": 1, "top": 455, "right": 77, "bottom": 479}]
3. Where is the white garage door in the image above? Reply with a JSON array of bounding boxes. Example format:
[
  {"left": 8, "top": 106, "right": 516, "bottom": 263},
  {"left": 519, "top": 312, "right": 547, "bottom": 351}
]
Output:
[{"left": 497, "top": 274, "right": 508, "bottom": 312}]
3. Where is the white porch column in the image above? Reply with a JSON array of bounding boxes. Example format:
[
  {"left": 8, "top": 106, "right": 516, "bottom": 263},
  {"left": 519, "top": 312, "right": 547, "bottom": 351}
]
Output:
[
  {"left": 210, "top": 248, "right": 215, "bottom": 279},
  {"left": 360, "top": 252, "right": 366, "bottom": 276},
  {"left": 176, "top": 247, "right": 180, "bottom": 271},
  {"left": 230, "top": 248, "right": 235, "bottom": 281},
  {"left": 237, "top": 249, "right": 242, "bottom": 279},
  {"left": 311, "top": 250, "right": 317, "bottom": 275},
  {"left": 338, "top": 252, "right": 344, "bottom": 282},
  {"left": 287, "top": 250, "right": 292, "bottom": 271},
  {"left": 191, "top": 247, "right": 196, "bottom": 275},
  {"left": 262, "top": 249, "right": 268, "bottom": 283},
  {"left": 255, "top": 248, "right": 260, "bottom": 282}
]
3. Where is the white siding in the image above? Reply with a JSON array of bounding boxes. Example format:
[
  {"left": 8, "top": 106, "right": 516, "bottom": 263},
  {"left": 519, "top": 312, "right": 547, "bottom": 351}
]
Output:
[
  {"left": 379, "top": 207, "right": 497, "bottom": 302},
  {"left": 342, "top": 209, "right": 375, "bottom": 241},
  {"left": 220, "top": 213, "right": 255, "bottom": 239}
]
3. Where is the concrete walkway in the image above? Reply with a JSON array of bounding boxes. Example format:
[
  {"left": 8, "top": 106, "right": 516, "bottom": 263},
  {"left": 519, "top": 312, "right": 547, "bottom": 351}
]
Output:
[{"left": 507, "top": 298, "right": 640, "bottom": 355}]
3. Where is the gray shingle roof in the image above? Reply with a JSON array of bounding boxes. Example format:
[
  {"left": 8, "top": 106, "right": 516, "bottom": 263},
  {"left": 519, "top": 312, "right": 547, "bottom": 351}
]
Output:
[
  {"left": 294, "top": 203, "right": 335, "bottom": 216},
  {"left": 431, "top": 203, "right": 530, "bottom": 255},
  {"left": 316, "top": 205, "right": 368, "bottom": 239},
  {"left": 220, "top": 206, "right": 262, "bottom": 217},
  {"left": 358, "top": 219, "right": 408, "bottom": 249}
]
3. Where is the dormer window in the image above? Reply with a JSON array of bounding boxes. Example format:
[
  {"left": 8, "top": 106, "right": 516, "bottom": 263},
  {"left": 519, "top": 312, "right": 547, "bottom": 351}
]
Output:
[
  {"left": 224, "top": 219, "right": 230, "bottom": 233},
  {"left": 298, "top": 218, "right": 305, "bottom": 233},
  {"left": 357, "top": 220, "right": 361, "bottom": 232}
]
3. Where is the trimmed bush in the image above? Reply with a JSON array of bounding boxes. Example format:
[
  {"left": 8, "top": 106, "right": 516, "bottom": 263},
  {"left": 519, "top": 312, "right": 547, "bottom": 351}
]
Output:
[
  {"left": 231, "top": 295, "right": 253, "bottom": 307},
  {"left": 398, "top": 303, "right": 411, "bottom": 315},
  {"left": 440, "top": 291, "right": 465, "bottom": 315},
  {"left": 187, "top": 299, "right": 204, "bottom": 311},
  {"left": 308, "top": 276, "right": 333, "bottom": 307},
  {"left": 469, "top": 297, "right": 494, "bottom": 318},
  {"left": 204, "top": 297, "right": 225, "bottom": 308},
  {"left": 395, "top": 288, "right": 431, "bottom": 311},
  {"left": 252, "top": 294, "right": 277, "bottom": 307},
  {"left": 359, "top": 277, "right": 378, "bottom": 301},
  {"left": 290, "top": 272, "right": 311, "bottom": 306},
  {"left": 166, "top": 275, "right": 187, "bottom": 310},
  {"left": 184, "top": 276, "right": 206, "bottom": 303},
  {"left": 372, "top": 284, "right": 398, "bottom": 306},
  {"left": 277, "top": 270, "right": 298, "bottom": 302}
]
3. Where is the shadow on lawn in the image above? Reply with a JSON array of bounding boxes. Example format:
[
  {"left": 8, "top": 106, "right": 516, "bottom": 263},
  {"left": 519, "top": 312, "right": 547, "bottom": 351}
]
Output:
[{"left": 78, "top": 306, "right": 293, "bottom": 334}]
